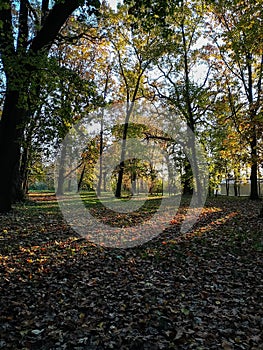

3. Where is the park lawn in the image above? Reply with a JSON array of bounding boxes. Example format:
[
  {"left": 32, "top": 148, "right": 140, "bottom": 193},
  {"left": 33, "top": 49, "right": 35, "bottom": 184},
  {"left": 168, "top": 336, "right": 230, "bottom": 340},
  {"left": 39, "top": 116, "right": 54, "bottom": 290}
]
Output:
[{"left": 0, "top": 193, "right": 262, "bottom": 349}]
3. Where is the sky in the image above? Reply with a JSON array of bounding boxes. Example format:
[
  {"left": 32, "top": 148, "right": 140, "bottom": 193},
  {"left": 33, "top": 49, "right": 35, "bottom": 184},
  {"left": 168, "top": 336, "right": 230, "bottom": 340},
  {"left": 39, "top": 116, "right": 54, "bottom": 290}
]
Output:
[{"left": 108, "top": 0, "right": 121, "bottom": 10}]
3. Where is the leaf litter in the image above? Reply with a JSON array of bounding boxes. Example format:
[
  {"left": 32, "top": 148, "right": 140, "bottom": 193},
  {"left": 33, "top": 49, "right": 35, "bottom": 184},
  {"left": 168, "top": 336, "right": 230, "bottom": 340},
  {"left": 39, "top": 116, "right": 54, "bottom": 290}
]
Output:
[{"left": 0, "top": 194, "right": 262, "bottom": 349}]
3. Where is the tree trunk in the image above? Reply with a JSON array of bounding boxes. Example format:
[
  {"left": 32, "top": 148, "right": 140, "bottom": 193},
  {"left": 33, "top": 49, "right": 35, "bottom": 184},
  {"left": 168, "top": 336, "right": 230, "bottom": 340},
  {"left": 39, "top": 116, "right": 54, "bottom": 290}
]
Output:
[
  {"left": 131, "top": 166, "right": 137, "bottom": 196},
  {"left": 12, "top": 161, "right": 26, "bottom": 202},
  {"left": 77, "top": 164, "right": 86, "bottom": 192},
  {"left": 0, "top": 89, "right": 25, "bottom": 212},
  {"left": 97, "top": 128, "right": 103, "bottom": 196},
  {"left": 115, "top": 122, "right": 129, "bottom": 198},
  {"left": 234, "top": 180, "right": 238, "bottom": 197},
  {"left": 226, "top": 177, "right": 230, "bottom": 196},
  {"left": 250, "top": 135, "right": 259, "bottom": 200},
  {"left": 189, "top": 132, "right": 203, "bottom": 204},
  {"left": 56, "top": 144, "right": 67, "bottom": 196},
  {"left": 115, "top": 161, "right": 125, "bottom": 198},
  {"left": 103, "top": 171, "right": 107, "bottom": 192},
  {"left": 182, "top": 161, "right": 193, "bottom": 195},
  {"left": 20, "top": 146, "right": 30, "bottom": 194}
]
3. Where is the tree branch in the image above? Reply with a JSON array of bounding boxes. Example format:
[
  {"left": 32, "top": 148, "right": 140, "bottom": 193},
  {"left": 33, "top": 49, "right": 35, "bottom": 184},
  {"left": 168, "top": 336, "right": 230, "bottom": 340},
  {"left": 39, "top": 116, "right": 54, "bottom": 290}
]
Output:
[
  {"left": 0, "top": 0, "right": 15, "bottom": 66},
  {"left": 41, "top": 0, "right": 49, "bottom": 26},
  {"left": 30, "top": 0, "right": 87, "bottom": 53},
  {"left": 17, "top": 0, "right": 29, "bottom": 51}
]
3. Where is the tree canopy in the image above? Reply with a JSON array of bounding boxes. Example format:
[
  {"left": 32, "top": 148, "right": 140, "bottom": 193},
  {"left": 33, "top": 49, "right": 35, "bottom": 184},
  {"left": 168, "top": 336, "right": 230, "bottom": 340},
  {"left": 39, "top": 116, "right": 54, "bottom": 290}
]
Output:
[{"left": 0, "top": 0, "right": 263, "bottom": 211}]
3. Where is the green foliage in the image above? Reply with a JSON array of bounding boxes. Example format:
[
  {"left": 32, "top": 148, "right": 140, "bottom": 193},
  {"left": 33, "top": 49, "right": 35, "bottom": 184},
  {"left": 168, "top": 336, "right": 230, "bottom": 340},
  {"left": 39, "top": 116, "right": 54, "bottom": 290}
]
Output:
[
  {"left": 111, "top": 122, "right": 150, "bottom": 140},
  {"left": 124, "top": 0, "right": 180, "bottom": 34}
]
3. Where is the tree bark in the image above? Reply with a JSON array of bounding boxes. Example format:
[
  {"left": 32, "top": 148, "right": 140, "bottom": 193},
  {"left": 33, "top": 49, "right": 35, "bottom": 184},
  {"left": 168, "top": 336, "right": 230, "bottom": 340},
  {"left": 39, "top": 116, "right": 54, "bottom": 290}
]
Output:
[
  {"left": 182, "top": 161, "right": 193, "bottom": 196},
  {"left": 131, "top": 161, "right": 137, "bottom": 196},
  {"left": 115, "top": 122, "right": 129, "bottom": 198},
  {"left": 97, "top": 128, "right": 104, "bottom": 196},
  {"left": 0, "top": 88, "right": 26, "bottom": 211},
  {"left": 56, "top": 144, "right": 67, "bottom": 196},
  {"left": 78, "top": 164, "right": 86, "bottom": 192},
  {"left": 250, "top": 133, "right": 259, "bottom": 200}
]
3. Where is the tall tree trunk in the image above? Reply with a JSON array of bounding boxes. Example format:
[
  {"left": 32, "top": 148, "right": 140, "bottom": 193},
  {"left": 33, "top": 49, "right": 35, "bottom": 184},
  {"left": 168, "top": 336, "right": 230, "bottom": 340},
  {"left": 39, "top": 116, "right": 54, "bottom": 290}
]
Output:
[
  {"left": 103, "top": 171, "right": 107, "bottom": 192},
  {"left": 250, "top": 133, "right": 259, "bottom": 200},
  {"left": 131, "top": 161, "right": 137, "bottom": 196},
  {"left": 226, "top": 177, "right": 230, "bottom": 196},
  {"left": 189, "top": 132, "right": 203, "bottom": 204},
  {"left": 56, "top": 144, "right": 67, "bottom": 196},
  {"left": 20, "top": 145, "right": 30, "bottom": 194},
  {"left": 115, "top": 121, "right": 130, "bottom": 198},
  {"left": 12, "top": 161, "right": 26, "bottom": 202},
  {"left": 0, "top": 89, "right": 25, "bottom": 212},
  {"left": 182, "top": 160, "right": 193, "bottom": 195},
  {"left": 97, "top": 127, "right": 104, "bottom": 196},
  {"left": 115, "top": 160, "right": 125, "bottom": 198},
  {"left": 78, "top": 164, "right": 86, "bottom": 192}
]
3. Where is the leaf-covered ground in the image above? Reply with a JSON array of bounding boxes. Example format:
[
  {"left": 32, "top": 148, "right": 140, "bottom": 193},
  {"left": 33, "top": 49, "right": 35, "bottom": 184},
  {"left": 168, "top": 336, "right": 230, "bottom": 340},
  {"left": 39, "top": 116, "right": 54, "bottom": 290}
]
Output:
[{"left": 0, "top": 193, "right": 262, "bottom": 350}]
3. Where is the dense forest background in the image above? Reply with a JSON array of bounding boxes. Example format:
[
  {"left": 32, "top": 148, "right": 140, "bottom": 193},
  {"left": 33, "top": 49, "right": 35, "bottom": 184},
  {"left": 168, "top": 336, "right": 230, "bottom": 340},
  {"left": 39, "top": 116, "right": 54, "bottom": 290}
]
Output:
[{"left": 0, "top": 0, "right": 263, "bottom": 211}]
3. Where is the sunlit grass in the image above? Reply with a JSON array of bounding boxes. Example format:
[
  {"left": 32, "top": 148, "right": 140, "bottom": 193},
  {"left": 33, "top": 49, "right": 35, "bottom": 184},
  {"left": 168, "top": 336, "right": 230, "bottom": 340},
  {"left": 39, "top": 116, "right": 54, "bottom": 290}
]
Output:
[{"left": 0, "top": 191, "right": 261, "bottom": 254}]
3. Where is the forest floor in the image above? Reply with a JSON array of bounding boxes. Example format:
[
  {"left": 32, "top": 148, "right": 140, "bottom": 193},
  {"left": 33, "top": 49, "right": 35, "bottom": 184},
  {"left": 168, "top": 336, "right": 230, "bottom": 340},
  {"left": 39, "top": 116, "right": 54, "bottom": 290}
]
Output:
[{"left": 0, "top": 193, "right": 262, "bottom": 350}]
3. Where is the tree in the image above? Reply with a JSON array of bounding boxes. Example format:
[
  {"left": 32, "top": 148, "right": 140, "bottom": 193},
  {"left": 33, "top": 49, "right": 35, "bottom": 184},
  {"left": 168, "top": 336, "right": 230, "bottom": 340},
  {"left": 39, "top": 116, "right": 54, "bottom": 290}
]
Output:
[
  {"left": 100, "top": 4, "right": 164, "bottom": 198},
  {"left": 51, "top": 11, "right": 117, "bottom": 196},
  {"left": 207, "top": 0, "right": 263, "bottom": 199},
  {"left": 0, "top": 0, "right": 100, "bottom": 212},
  {"left": 147, "top": 0, "right": 213, "bottom": 201}
]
